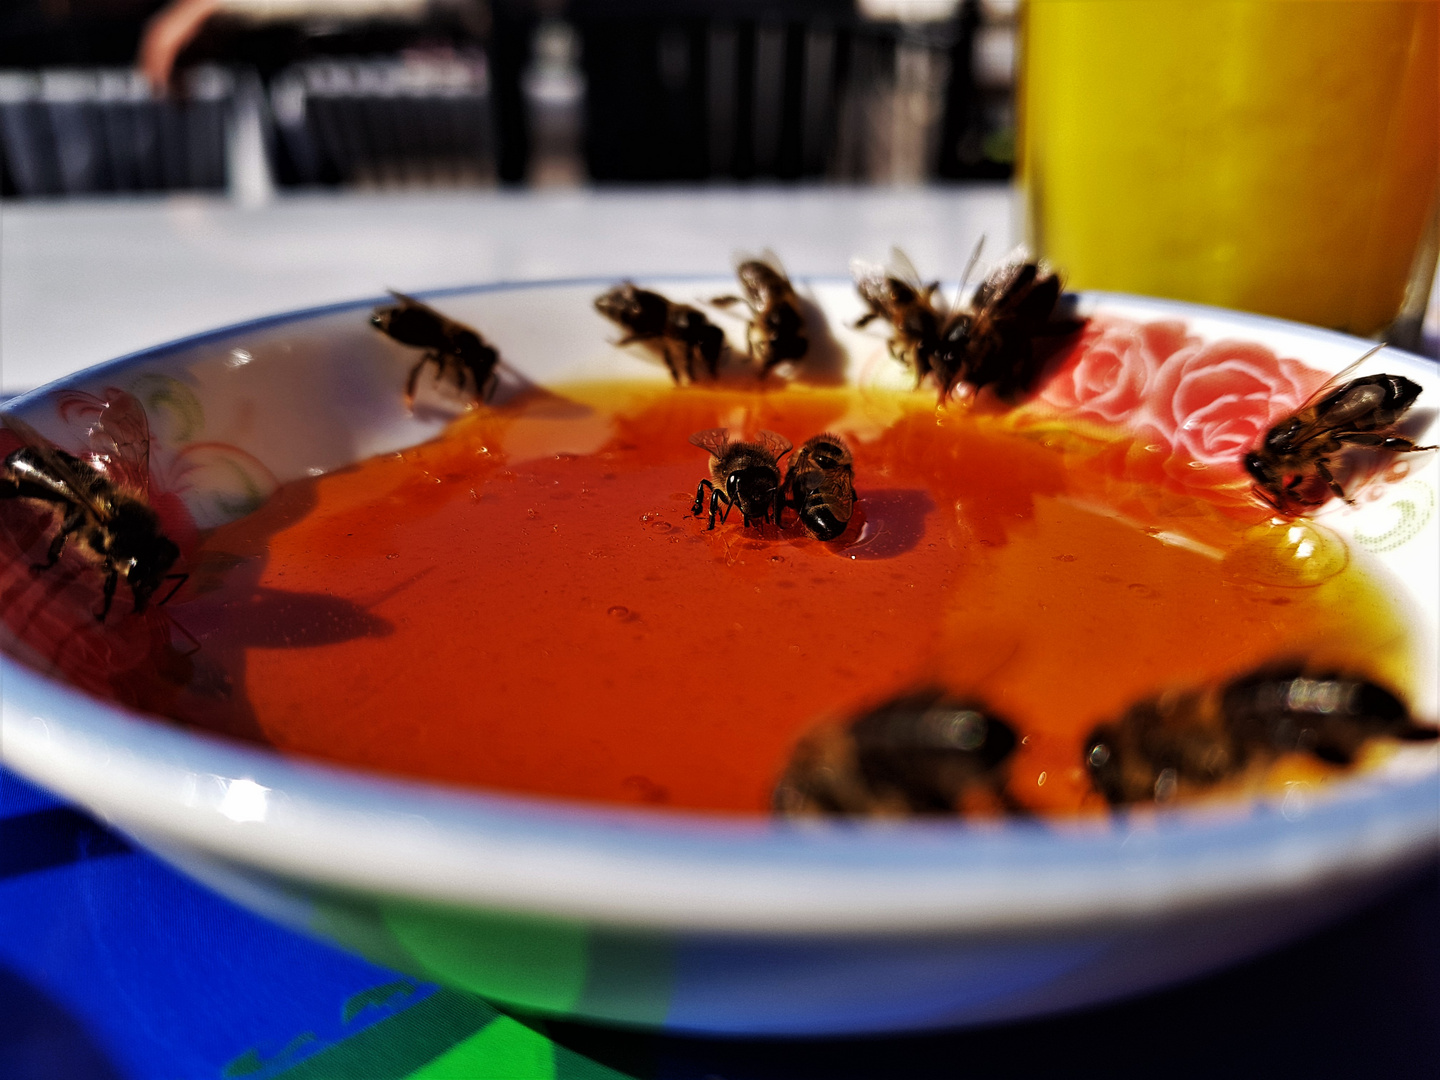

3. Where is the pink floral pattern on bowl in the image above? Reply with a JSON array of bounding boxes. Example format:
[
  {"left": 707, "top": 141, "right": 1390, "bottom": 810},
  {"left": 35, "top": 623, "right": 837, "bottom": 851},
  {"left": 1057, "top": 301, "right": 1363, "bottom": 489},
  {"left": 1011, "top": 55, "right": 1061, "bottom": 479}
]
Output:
[{"left": 1030, "top": 315, "right": 1331, "bottom": 510}]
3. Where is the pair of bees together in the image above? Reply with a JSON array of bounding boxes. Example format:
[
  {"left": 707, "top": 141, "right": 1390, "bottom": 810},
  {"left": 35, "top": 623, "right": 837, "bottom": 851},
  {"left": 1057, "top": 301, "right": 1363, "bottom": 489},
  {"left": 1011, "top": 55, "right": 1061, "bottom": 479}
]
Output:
[
  {"left": 775, "top": 665, "right": 1436, "bottom": 818},
  {"left": 594, "top": 255, "right": 807, "bottom": 383},
  {"left": 690, "top": 429, "right": 855, "bottom": 542}
]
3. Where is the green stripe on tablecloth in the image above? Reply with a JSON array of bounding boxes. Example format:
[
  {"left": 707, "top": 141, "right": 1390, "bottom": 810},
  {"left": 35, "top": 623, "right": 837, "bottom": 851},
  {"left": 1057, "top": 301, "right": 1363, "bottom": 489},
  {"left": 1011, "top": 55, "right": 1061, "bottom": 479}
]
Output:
[
  {"left": 403, "top": 1015, "right": 641, "bottom": 1080},
  {"left": 270, "top": 988, "right": 498, "bottom": 1078}
]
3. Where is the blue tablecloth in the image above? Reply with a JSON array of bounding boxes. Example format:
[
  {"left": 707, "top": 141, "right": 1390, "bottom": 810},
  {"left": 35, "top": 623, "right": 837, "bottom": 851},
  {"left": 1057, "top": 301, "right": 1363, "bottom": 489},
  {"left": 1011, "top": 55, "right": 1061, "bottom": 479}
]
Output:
[{"left": 2, "top": 763, "right": 1436, "bottom": 1079}]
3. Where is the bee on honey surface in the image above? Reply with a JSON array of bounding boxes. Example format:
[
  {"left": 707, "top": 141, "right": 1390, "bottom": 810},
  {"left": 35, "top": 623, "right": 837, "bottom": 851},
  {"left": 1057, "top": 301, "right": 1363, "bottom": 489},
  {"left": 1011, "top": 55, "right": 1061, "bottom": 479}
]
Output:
[
  {"left": 851, "top": 247, "right": 1084, "bottom": 402},
  {"left": 1084, "top": 663, "right": 1436, "bottom": 806},
  {"left": 594, "top": 283, "right": 726, "bottom": 385},
  {"left": 1221, "top": 665, "right": 1436, "bottom": 766},
  {"left": 1083, "top": 688, "right": 1244, "bottom": 806},
  {"left": 371, "top": 291, "right": 501, "bottom": 405},
  {"left": 713, "top": 253, "right": 808, "bottom": 376},
  {"left": 774, "top": 687, "right": 1021, "bottom": 817},
  {"left": 0, "top": 406, "right": 183, "bottom": 622},
  {"left": 934, "top": 255, "right": 1085, "bottom": 402},
  {"left": 1244, "top": 353, "right": 1435, "bottom": 514},
  {"left": 782, "top": 433, "right": 855, "bottom": 541},
  {"left": 689, "top": 428, "right": 791, "bottom": 530}
]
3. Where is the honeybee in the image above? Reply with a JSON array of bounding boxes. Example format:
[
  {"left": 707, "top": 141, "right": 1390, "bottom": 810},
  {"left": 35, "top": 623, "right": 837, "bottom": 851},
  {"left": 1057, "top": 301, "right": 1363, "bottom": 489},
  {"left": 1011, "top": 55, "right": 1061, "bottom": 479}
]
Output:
[
  {"left": 371, "top": 291, "right": 501, "bottom": 405},
  {"left": 1083, "top": 686, "right": 1242, "bottom": 806},
  {"left": 851, "top": 248, "right": 946, "bottom": 385},
  {"left": 782, "top": 433, "right": 855, "bottom": 541},
  {"left": 689, "top": 428, "right": 791, "bottom": 530},
  {"left": 939, "top": 256, "right": 1084, "bottom": 401},
  {"left": 1222, "top": 664, "right": 1435, "bottom": 766},
  {"left": 0, "top": 404, "right": 183, "bottom": 622},
  {"left": 851, "top": 247, "right": 1083, "bottom": 402},
  {"left": 1083, "top": 663, "right": 1436, "bottom": 806},
  {"left": 1244, "top": 353, "right": 1435, "bottom": 514},
  {"left": 594, "top": 283, "right": 726, "bottom": 384},
  {"left": 774, "top": 687, "right": 1020, "bottom": 816},
  {"left": 712, "top": 254, "right": 808, "bottom": 376}
]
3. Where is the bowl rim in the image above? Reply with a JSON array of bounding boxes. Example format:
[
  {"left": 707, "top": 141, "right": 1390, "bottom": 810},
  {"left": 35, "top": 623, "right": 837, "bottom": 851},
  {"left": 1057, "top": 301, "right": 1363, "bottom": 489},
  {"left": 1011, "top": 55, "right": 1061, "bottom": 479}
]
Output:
[{"left": 2, "top": 278, "right": 1437, "bottom": 935}]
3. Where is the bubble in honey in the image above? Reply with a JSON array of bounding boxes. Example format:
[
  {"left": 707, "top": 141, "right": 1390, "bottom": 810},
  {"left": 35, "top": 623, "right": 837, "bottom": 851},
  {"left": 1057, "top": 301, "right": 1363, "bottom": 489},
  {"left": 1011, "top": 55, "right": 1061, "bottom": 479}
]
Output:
[{"left": 1223, "top": 520, "right": 1349, "bottom": 587}]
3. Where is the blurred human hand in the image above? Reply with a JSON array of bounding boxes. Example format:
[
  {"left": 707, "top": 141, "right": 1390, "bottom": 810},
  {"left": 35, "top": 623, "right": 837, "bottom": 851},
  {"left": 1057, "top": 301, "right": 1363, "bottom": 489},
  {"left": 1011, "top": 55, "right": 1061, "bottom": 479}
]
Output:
[{"left": 140, "top": 0, "right": 222, "bottom": 92}]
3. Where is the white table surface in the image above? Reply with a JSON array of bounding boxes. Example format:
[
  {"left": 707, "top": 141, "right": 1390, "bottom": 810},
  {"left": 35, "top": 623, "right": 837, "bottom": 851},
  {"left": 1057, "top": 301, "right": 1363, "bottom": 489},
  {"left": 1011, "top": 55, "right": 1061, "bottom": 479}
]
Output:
[{"left": 0, "top": 185, "right": 1018, "bottom": 394}]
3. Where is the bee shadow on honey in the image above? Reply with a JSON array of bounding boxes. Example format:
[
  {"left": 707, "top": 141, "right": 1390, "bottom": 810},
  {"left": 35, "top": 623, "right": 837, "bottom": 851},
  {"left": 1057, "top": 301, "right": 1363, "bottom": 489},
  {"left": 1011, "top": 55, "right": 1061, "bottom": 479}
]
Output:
[
  {"left": 0, "top": 476, "right": 401, "bottom": 748},
  {"left": 839, "top": 488, "right": 935, "bottom": 559}
]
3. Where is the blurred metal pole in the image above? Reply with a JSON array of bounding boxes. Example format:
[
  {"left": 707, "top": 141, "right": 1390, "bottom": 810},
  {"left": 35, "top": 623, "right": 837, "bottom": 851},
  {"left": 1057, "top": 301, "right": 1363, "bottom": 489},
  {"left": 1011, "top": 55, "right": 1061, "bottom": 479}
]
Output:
[{"left": 227, "top": 68, "right": 276, "bottom": 206}]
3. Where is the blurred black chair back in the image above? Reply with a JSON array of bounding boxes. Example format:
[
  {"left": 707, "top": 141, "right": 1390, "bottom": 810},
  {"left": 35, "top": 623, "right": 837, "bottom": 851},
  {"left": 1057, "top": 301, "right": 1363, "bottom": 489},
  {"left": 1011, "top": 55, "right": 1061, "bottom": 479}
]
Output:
[
  {"left": 0, "top": 67, "right": 230, "bottom": 197},
  {"left": 571, "top": 0, "right": 998, "bottom": 183}
]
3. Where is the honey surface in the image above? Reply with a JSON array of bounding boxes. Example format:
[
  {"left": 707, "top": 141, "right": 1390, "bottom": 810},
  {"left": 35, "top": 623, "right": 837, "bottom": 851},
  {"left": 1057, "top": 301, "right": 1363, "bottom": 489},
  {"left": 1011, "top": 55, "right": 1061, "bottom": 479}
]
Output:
[{"left": 163, "top": 381, "right": 1411, "bottom": 814}]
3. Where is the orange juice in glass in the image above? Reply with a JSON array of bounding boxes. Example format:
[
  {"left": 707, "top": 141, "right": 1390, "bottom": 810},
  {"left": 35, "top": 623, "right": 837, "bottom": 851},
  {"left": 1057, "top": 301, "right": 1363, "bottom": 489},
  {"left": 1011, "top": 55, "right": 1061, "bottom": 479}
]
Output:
[{"left": 1018, "top": 0, "right": 1439, "bottom": 339}]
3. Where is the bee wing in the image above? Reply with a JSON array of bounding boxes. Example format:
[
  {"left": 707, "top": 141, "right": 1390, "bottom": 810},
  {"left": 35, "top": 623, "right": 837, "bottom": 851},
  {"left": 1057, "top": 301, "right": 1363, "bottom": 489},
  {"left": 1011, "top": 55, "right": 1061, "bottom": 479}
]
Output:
[
  {"left": 886, "top": 247, "right": 925, "bottom": 292},
  {"left": 819, "top": 475, "right": 856, "bottom": 517},
  {"left": 755, "top": 429, "right": 794, "bottom": 462},
  {"left": 0, "top": 408, "right": 112, "bottom": 519},
  {"left": 688, "top": 428, "right": 732, "bottom": 457},
  {"left": 1274, "top": 344, "right": 1391, "bottom": 444},
  {"left": 390, "top": 290, "right": 472, "bottom": 336},
  {"left": 386, "top": 289, "right": 434, "bottom": 314},
  {"left": 754, "top": 248, "right": 791, "bottom": 282},
  {"left": 56, "top": 388, "right": 152, "bottom": 495},
  {"left": 848, "top": 255, "right": 891, "bottom": 301},
  {"left": 971, "top": 258, "right": 1038, "bottom": 314},
  {"left": 1298, "top": 345, "right": 1386, "bottom": 411}
]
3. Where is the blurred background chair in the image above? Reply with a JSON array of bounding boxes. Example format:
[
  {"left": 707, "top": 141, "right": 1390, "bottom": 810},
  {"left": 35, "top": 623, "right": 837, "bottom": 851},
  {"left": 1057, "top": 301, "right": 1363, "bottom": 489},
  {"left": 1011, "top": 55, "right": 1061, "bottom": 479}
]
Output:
[{"left": 0, "top": 0, "right": 1018, "bottom": 198}]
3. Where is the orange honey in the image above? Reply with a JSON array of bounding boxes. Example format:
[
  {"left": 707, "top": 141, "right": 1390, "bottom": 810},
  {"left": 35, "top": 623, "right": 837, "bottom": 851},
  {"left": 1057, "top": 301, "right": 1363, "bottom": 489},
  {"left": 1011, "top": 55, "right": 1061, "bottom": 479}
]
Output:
[{"left": 154, "top": 381, "right": 1411, "bottom": 814}]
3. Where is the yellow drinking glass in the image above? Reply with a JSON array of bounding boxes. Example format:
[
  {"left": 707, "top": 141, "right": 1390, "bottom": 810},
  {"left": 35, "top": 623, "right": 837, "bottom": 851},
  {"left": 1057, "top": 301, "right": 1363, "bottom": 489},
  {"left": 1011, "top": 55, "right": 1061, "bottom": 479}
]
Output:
[{"left": 1018, "top": 0, "right": 1439, "bottom": 339}]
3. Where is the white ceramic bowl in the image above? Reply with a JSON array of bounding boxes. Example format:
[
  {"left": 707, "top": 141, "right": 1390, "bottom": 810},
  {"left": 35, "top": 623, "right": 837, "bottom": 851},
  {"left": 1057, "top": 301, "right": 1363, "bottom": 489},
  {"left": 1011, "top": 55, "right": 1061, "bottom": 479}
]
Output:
[{"left": 2, "top": 280, "right": 1436, "bottom": 1035}]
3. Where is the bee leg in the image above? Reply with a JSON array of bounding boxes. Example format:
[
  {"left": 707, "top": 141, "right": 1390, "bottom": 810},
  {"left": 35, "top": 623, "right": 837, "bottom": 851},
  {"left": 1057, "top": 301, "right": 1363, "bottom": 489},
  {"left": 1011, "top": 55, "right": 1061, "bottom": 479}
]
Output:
[
  {"left": 693, "top": 480, "right": 731, "bottom": 528},
  {"left": 660, "top": 340, "right": 683, "bottom": 384},
  {"left": 97, "top": 563, "right": 118, "bottom": 622},
  {"left": 1313, "top": 459, "right": 1350, "bottom": 504},
  {"left": 479, "top": 368, "right": 500, "bottom": 403},
  {"left": 692, "top": 479, "right": 714, "bottom": 517},
  {"left": 706, "top": 485, "right": 733, "bottom": 530},
  {"left": 404, "top": 356, "right": 430, "bottom": 403},
  {"left": 1252, "top": 485, "right": 1286, "bottom": 514},
  {"left": 711, "top": 490, "right": 733, "bottom": 529},
  {"left": 157, "top": 572, "right": 189, "bottom": 607},
  {"left": 748, "top": 326, "right": 768, "bottom": 375},
  {"left": 31, "top": 505, "right": 84, "bottom": 572},
  {"left": 440, "top": 353, "right": 465, "bottom": 394},
  {"left": 853, "top": 311, "right": 880, "bottom": 330},
  {"left": 711, "top": 295, "right": 743, "bottom": 308},
  {"left": 1336, "top": 431, "right": 1437, "bottom": 453}
]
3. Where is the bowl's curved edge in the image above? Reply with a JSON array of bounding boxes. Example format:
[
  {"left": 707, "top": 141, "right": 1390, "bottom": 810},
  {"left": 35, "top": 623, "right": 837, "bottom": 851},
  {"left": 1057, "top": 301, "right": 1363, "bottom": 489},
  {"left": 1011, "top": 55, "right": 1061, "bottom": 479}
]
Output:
[{"left": 4, "top": 654, "right": 1437, "bottom": 934}]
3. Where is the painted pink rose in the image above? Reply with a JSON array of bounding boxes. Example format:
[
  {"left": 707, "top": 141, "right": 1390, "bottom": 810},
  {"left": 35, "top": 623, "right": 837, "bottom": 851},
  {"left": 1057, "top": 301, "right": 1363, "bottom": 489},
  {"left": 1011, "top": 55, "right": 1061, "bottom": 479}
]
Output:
[
  {"left": 1141, "top": 339, "right": 1329, "bottom": 489},
  {"left": 1038, "top": 318, "right": 1194, "bottom": 425}
]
